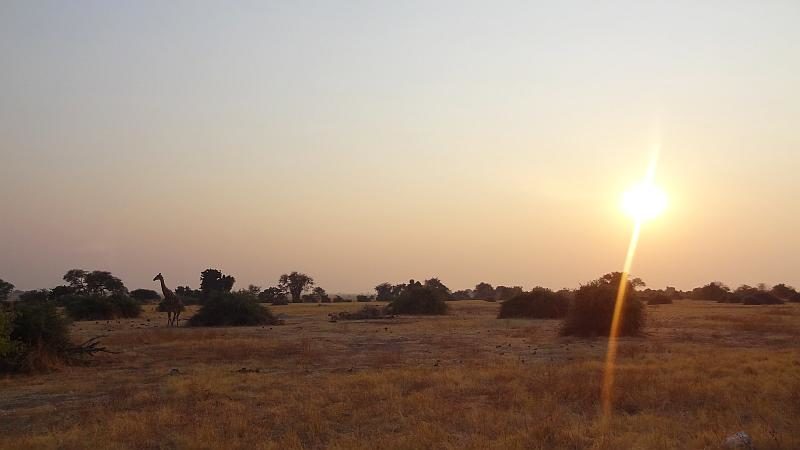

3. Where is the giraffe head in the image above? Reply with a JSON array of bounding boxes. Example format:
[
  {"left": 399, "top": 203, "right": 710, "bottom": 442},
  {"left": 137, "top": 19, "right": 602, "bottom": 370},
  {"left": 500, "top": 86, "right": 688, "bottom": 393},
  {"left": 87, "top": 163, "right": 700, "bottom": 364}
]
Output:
[{"left": 153, "top": 273, "right": 163, "bottom": 282}]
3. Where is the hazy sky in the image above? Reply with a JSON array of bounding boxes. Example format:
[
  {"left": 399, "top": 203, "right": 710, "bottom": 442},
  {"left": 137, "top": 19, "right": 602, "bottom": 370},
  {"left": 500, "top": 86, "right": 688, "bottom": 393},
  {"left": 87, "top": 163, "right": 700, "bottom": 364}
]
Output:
[{"left": 2, "top": 1, "right": 798, "bottom": 293}]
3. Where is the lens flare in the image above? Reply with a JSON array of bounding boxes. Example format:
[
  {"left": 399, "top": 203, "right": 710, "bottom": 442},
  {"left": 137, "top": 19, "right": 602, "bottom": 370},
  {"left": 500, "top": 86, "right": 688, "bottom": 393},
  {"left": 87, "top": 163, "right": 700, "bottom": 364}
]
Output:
[
  {"left": 601, "top": 147, "right": 666, "bottom": 427},
  {"left": 622, "top": 183, "right": 667, "bottom": 222}
]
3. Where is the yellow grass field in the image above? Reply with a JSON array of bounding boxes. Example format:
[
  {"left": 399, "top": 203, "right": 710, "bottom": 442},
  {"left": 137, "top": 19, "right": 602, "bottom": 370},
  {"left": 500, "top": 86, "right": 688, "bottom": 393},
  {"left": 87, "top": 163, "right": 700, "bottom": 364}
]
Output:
[{"left": 1, "top": 300, "right": 799, "bottom": 450}]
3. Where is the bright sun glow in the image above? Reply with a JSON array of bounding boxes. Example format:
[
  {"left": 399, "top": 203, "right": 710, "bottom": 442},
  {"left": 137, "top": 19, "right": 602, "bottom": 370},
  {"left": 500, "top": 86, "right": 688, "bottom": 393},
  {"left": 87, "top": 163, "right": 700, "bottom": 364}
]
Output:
[{"left": 621, "top": 182, "right": 667, "bottom": 222}]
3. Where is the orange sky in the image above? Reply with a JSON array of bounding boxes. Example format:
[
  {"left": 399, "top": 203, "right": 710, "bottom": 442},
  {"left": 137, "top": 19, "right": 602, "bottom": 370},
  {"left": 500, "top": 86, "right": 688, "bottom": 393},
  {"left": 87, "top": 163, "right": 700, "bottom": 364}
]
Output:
[{"left": 1, "top": 2, "right": 798, "bottom": 292}]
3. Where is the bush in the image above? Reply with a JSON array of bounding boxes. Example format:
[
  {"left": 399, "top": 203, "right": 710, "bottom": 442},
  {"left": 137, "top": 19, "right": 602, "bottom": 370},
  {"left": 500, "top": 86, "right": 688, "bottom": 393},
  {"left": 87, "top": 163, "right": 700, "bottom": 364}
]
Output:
[
  {"left": 356, "top": 295, "right": 373, "bottom": 302},
  {"left": 188, "top": 292, "right": 281, "bottom": 327},
  {"left": 741, "top": 291, "right": 784, "bottom": 305},
  {"left": 561, "top": 276, "right": 645, "bottom": 337},
  {"left": 130, "top": 289, "right": 161, "bottom": 302},
  {"left": 388, "top": 286, "right": 448, "bottom": 315},
  {"left": 329, "top": 305, "right": 392, "bottom": 321},
  {"left": 498, "top": 288, "right": 569, "bottom": 319},
  {"left": 0, "top": 309, "right": 16, "bottom": 359},
  {"left": 63, "top": 294, "right": 142, "bottom": 320},
  {"left": 1, "top": 301, "right": 72, "bottom": 372},
  {"left": 646, "top": 294, "right": 673, "bottom": 305}
]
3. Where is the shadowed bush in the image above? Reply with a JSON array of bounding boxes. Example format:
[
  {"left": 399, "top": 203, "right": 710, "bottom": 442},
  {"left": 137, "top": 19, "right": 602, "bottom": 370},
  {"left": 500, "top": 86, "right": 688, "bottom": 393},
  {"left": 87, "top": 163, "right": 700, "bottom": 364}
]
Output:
[
  {"left": 1, "top": 301, "right": 71, "bottom": 372},
  {"left": 387, "top": 286, "right": 448, "bottom": 315},
  {"left": 329, "top": 305, "right": 393, "bottom": 321},
  {"left": 498, "top": 288, "right": 569, "bottom": 319},
  {"left": 646, "top": 294, "right": 673, "bottom": 305},
  {"left": 189, "top": 292, "right": 281, "bottom": 327},
  {"left": 63, "top": 294, "right": 142, "bottom": 320},
  {"left": 741, "top": 291, "right": 784, "bottom": 305},
  {"left": 562, "top": 275, "right": 645, "bottom": 337}
]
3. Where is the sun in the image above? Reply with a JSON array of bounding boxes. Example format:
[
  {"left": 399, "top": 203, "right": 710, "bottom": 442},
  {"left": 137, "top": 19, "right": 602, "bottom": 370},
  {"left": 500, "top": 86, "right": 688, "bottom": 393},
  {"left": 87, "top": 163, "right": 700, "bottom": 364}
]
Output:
[{"left": 621, "top": 182, "right": 667, "bottom": 222}]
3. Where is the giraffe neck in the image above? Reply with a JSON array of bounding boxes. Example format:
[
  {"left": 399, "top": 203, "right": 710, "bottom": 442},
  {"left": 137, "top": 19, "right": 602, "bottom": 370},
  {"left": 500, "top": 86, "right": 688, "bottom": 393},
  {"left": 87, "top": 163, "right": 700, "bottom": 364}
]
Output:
[{"left": 159, "top": 278, "right": 172, "bottom": 298}]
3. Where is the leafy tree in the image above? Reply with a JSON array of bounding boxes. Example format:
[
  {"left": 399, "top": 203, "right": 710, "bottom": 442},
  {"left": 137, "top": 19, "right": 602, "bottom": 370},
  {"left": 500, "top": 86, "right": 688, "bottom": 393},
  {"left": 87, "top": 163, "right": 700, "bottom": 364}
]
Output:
[
  {"left": 130, "top": 289, "right": 161, "bottom": 302},
  {"left": 189, "top": 292, "right": 280, "bottom": 327},
  {"left": 375, "top": 282, "right": 394, "bottom": 301},
  {"left": 562, "top": 273, "right": 645, "bottom": 337},
  {"left": 279, "top": 272, "right": 314, "bottom": 303},
  {"left": 258, "top": 286, "right": 287, "bottom": 303},
  {"left": 473, "top": 282, "right": 495, "bottom": 299},
  {"left": 49, "top": 285, "right": 75, "bottom": 301},
  {"left": 451, "top": 289, "right": 473, "bottom": 300},
  {"left": 200, "top": 269, "right": 236, "bottom": 295},
  {"left": 312, "top": 286, "right": 330, "bottom": 303},
  {"left": 691, "top": 282, "right": 731, "bottom": 301},
  {"left": 771, "top": 283, "right": 797, "bottom": 300},
  {"left": 424, "top": 278, "right": 451, "bottom": 297},
  {"left": 19, "top": 290, "right": 49, "bottom": 303},
  {"left": 175, "top": 286, "right": 202, "bottom": 298},
  {"left": 63, "top": 269, "right": 88, "bottom": 293},
  {"left": 388, "top": 285, "right": 448, "bottom": 315},
  {"left": 84, "top": 271, "right": 127, "bottom": 296},
  {"left": 62, "top": 269, "right": 126, "bottom": 296},
  {"left": 495, "top": 286, "right": 524, "bottom": 301},
  {"left": 498, "top": 288, "right": 569, "bottom": 319},
  {"left": 0, "top": 279, "right": 14, "bottom": 302}
]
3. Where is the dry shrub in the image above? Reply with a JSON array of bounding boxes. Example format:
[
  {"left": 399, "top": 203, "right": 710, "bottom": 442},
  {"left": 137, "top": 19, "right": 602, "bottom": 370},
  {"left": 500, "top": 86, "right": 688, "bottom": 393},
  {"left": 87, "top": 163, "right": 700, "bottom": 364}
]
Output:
[
  {"left": 388, "top": 286, "right": 448, "bottom": 315},
  {"left": 498, "top": 288, "right": 569, "bottom": 319},
  {"left": 646, "top": 293, "right": 673, "bottom": 305},
  {"left": 741, "top": 291, "right": 784, "bottom": 305},
  {"left": 562, "top": 277, "right": 645, "bottom": 337},
  {"left": 329, "top": 305, "right": 392, "bottom": 321},
  {"left": 189, "top": 292, "right": 281, "bottom": 327}
]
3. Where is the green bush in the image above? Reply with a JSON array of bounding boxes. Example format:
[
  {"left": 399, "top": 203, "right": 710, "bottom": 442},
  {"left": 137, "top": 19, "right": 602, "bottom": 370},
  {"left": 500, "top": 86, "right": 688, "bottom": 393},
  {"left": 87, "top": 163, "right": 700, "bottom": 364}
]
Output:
[
  {"left": 189, "top": 292, "right": 281, "bottom": 327},
  {"left": 646, "top": 294, "right": 673, "bottom": 305},
  {"left": 387, "top": 286, "right": 448, "bottom": 315},
  {"left": 2, "top": 301, "right": 72, "bottom": 372},
  {"left": 561, "top": 276, "right": 645, "bottom": 337},
  {"left": 0, "top": 309, "right": 16, "bottom": 358},
  {"left": 741, "top": 291, "right": 784, "bottom": 305},
  {"left": 498, "top": 288, "right": 569, "bottom": 319},
  {"left": 63, "top": 294, "right": 142, "bottom": 320}
]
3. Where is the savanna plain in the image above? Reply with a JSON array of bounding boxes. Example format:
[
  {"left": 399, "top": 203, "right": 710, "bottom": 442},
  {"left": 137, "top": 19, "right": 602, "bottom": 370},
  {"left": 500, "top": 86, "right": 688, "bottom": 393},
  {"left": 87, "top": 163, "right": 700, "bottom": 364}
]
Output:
[{"left": 1, "top": 299, "right": 799, "bottom": 450}]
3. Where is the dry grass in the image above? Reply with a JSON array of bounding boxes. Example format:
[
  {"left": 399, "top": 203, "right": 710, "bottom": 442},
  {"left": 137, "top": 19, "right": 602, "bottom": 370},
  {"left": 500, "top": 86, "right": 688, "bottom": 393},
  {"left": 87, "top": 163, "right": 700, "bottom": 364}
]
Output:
[{"left": 1, "top": 300, "right": 799, "bottom": 449}]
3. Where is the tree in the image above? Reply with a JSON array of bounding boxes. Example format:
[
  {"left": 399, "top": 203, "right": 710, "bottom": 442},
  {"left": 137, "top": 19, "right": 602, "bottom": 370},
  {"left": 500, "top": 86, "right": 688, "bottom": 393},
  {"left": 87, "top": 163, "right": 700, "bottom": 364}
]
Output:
[
  {"left": 562, "top": 273, "right": 645, "bottom": 337},
  {"left": 771, "top": 283, "right": 797, "bottom": 300},
  {"left": 375, "top": 283, "right": 394, "bottom": 301},
  {"left": 495, "top": 286, "right": 524, "bottom": 301},
  {"left": 175, "top": 286, "right": 201, "bottom": 298},
  {"left": 424, "top": 278, "right": 451, "bottom": 297},
  {"left": 473, "top": 282, "right": 495, "bottom": 299},
  {"left": 19, "top": 290, "right": 49, "bottom": 302},
  {"left": 451, "top": 289, "right": 473, "bottom": 300},
  {"left": 691, "top": 282, "right": 731, "bottom": 301},
  {"left": 62, "top": 269, "right": 126, "bottom": 296},
  {"left": 84, "top": 271, "right": 127, "bottom": 296},
  {"left": 63, "top": 269, "right": 88, "bottom": 293},
  {"left": 200, "top": 269, "right": 236, "bottom": 295},
  {"left": 130, "top": 289, "right": 161, "bottom": 302},
  {"left": 279, "top": 272, "right": 314, "bottom": 303},
  {"left": 258, "top": 287, "right": 287, "bottom": 303},
  {"left": 0, "top": 279, "right": 14, "bottom": 302},
  {"left": 312, "top": 287, "right": 329, "bottom": 303}
]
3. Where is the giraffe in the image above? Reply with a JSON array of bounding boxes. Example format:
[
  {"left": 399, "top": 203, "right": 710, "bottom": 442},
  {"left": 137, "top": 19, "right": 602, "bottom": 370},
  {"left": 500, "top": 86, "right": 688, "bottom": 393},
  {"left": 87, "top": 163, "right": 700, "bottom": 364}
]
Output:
[{"left": 153, "top": 273, "right": 185, "bottom": 327}]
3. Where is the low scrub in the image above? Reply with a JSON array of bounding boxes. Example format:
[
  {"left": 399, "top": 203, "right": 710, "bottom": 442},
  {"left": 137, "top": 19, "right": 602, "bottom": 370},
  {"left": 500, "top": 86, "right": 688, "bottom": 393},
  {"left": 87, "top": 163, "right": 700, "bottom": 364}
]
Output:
[
  {"left": 189, "top": 292, "right": 281, "bottom": 327},
  {"left": 1, "top": 302, "right": 71, "bottom": 372},
  {"left": 498, "top": 288, "right": 569, "bottom": 319},
  {"left": 387, "top": 286, "right": 448, "bottom": 315},
  {"left": 329, "top": 305, "right": 393, "bottom": 321},
  {"left": 741, "top": 291, "right": 784, "bottom": 305},
  {"left": 63, "top": 294, "right": 142, "bottom": 320},
  {"left": 561, "top": 275, "right": 645, "bottom": 337},
  {"left": 646, "top": 294, "right": 674, "bottom": 305}
]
